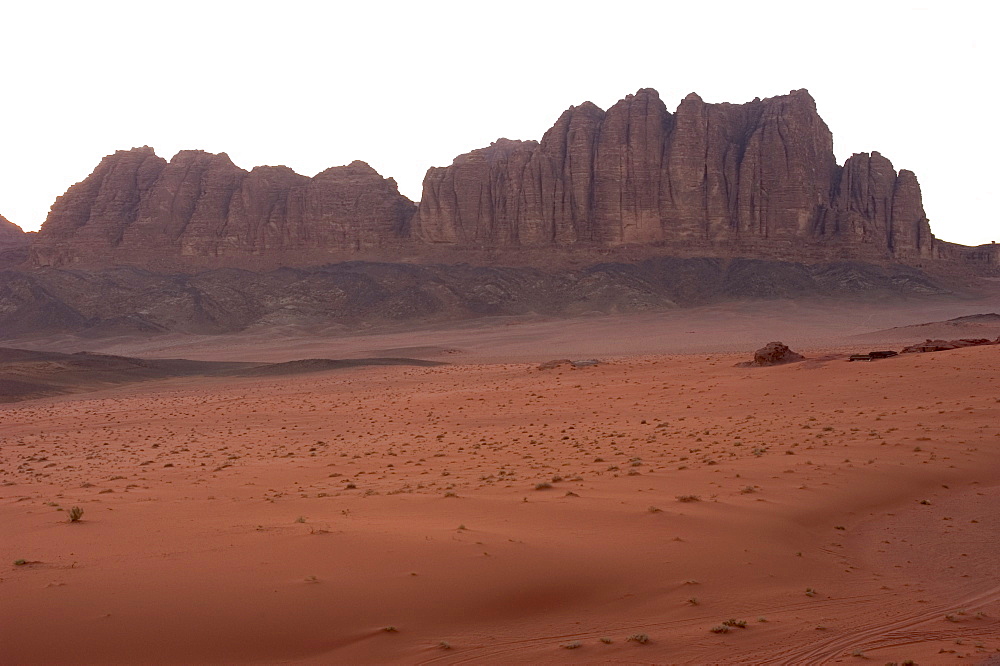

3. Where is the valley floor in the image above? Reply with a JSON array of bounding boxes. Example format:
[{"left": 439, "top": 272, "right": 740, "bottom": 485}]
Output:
[{"left": 2, "top": 332, "right": 1000, "bottom": 663}]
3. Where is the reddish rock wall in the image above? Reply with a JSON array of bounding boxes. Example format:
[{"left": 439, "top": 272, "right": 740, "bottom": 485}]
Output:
[
  {"left": 0, "top": 214, "right": 28, "bottom": 248},
  {"left": 25, "top": 88, "right": 969, "bottom": 271},
  {"left": 31, "top": 148, "right": 417, "bottom": 268},
  {"left": 412, "top": 89, "right": 934, "bottom": 263}
]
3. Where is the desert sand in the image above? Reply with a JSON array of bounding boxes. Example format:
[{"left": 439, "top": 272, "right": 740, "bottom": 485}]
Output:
[{"left": 3, "top": 305, "right": 1000, "bottom": 664}]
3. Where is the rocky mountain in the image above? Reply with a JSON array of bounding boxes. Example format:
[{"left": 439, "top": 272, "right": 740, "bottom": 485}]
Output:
[
  {"left": 2, "top": 87, "right": 998, "bottom": 340},
  {"left": 413, "top": 89, "right": 936, "bottom": 263},
  {"left": 22, "top": 88, "right": 999, "bottom": 274},
  {"left": 0, "top": 214, "right": 28, "bottom": 246},
  {"left": 30, "top": 148, "right": 416, "bottom": 270},
  {"left": 0, "top": 214, "right": 30, "bottom": 268}
]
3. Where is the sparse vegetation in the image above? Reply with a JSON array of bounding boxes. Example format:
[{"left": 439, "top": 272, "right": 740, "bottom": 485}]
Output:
[
  {"left": 561, "top": 640, "right": 582, "bottom": 649},
  {"left": 626, "top": 633, "right": 649, "bottom": 644},
  {"left": 68, "top": 506, "right": 84, "bottom": 522},
  {"left": 722, "top": 618, "right": 747, "bottom": 628},
  {"left": 676, "top": 494, "right": 701, "bottom": 502},
  {"left": 710, "top": 625, "right": 730, "bottom": 634},
  {"left": 534, "top": 482, "right": 553, "bottom": 490}
]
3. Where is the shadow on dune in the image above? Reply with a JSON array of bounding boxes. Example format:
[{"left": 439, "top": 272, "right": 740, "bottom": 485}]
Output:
[{"left": 0, "top": 347, "right": 444, "bottom": 403}]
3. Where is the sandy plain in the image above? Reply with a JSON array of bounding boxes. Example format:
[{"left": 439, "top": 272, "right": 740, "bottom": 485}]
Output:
[{"left": 3, "top": 299, "right": 1000, "bottom": 664}]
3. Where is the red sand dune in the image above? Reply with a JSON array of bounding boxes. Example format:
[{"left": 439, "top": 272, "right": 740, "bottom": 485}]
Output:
[{"left": 3, "top": 317, "right": 1000, "bottom": 663}]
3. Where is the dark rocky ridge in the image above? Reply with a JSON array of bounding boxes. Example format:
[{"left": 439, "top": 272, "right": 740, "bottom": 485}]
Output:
[
  {"left": 0, "top": 259, "right": 948, "bottom": 339},
  {"left": 21, "top": 88, "right": 999, "bottom": 273}
]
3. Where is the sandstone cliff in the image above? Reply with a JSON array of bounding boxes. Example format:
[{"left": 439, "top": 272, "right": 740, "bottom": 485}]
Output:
[
  {"left": 412, "top": 89, "right": 935, "bottom": 263},
  {"left": 0, "top": 214, "right": 27, "bottom": 247},
  {"left": 30, "top": 148, "right": 417, "bottom": 269},
  {"left": 0, "top": 214, "right": 30, "bottom": 268},
  {"left": 24, "top": 88, "right": 997, "bottom": 273}
]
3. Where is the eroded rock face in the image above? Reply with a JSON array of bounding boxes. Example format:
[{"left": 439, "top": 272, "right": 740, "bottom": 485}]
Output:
[
  {"left": 0, "top": 215, "right": 28, "bottom": 247},
  {"left": 25, "top": 88, "right": 947, "bottom": 271},
  {"left": 413, "top": 89, "right": 933, "bottom": 262},
  {"left": 30, "top": 148, "right": 417, "bottom": 268},
  {"left": 0, "top": 215, "right": 30, "bottom": 268}
]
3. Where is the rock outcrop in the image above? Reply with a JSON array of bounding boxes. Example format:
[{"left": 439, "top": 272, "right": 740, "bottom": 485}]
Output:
[
  {"left": 412, "top": 89, "right": 934, "bottom": 263},
  {"left": 0, "top": 215, "right": 28, "bottom": 247},
  {"left": 0, "top": 215, "right": 30, "bottom": 268},
  {"left": 743, "top": 341, "right": 806, "bottom": 367},
  {"left": 20, "top": 88, "right": 996, "bottom": 274},
  {"left": 30, "top": 148, "right": 416, "bottom": 269}
]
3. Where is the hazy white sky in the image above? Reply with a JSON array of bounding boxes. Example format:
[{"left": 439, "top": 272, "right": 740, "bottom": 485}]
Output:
[{"left": 1, "top": 1, "right": 995, "bottom": 245}]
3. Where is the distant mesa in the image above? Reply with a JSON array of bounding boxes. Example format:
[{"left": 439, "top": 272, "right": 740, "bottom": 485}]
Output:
[{"left": 16, "top": 88, "right": 999, "bottom": 273}]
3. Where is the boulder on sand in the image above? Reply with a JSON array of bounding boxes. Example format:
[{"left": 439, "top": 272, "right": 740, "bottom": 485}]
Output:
[{"left": 739, "top": 341, "right": 805, "bottom": 367}]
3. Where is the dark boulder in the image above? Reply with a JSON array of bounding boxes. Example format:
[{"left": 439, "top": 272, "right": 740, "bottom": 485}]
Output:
[{"left": 747, "top": 341, "right": 805, "bottom": 367}]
